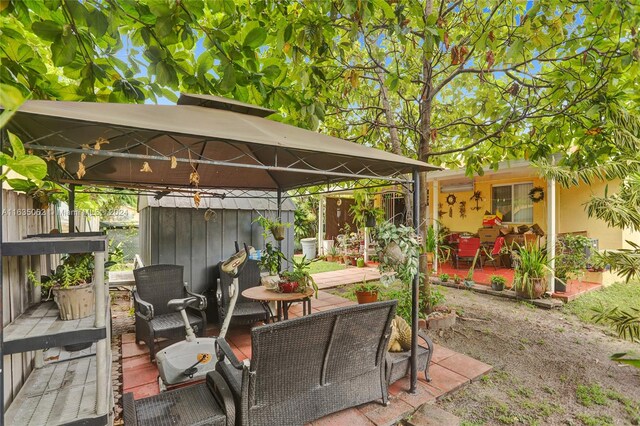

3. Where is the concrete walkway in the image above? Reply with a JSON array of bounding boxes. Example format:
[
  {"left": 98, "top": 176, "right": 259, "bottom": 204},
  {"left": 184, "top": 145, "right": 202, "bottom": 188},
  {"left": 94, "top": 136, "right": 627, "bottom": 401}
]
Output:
[{"left": 312, "top": 265, "right": 380, "bottom": 289}]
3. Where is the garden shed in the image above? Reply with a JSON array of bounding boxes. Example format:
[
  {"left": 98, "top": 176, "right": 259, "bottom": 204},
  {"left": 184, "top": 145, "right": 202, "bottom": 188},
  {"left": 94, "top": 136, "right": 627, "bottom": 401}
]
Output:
[{"left": 138, "top": 191, "right": 295, "bottom": 294}]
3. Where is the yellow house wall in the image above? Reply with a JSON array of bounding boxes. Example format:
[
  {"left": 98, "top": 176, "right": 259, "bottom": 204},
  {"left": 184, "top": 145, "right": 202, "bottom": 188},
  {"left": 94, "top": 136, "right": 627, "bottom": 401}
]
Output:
[
  {"left": 432, "top": 175, "right": 547, "bottom": 234},
  {"left": 556, "top": 180, "right": 622, "bottom": 250}
]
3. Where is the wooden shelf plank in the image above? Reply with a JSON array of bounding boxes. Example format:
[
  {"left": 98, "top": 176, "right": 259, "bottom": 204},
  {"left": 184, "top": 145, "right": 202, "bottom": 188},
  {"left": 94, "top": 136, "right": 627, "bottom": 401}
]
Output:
[
  {"left": 4, "top": 356, "right": 110, "bottom": 426},
  {"left": 2, "top": 235, "right": 107, "bottom": 256},
  {"left": 3, "top": 301, "right": 107, "bottom": 355}
]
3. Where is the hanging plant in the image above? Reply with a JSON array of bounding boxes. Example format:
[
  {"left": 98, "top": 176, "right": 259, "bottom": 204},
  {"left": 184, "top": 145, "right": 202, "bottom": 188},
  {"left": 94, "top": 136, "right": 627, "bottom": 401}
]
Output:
[
  {"left": 446, "top": 194, "right": 457, "bottom": 205},
  {"left": 529, "top": 186, "right": 544, "bottom": 203}
]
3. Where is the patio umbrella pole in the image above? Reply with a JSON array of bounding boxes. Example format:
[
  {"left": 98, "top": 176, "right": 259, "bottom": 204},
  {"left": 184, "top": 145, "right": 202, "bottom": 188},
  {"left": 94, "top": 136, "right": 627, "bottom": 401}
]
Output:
[
  {"left": 68, "top": 184, "right": 75, "bottom": 233},
  {"left": 410, "top": 169, "right": 420, "bottom": 393},
  {"left": 0, "top": 129, "right": 4, "bottom": 416},
  {"left": 276, "top": 188, "right": 282, "bottom": 254}
]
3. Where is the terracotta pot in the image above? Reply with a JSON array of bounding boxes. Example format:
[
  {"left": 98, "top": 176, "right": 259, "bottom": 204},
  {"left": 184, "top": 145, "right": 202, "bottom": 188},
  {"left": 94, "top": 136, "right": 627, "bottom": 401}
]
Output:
[
  {"left": 53, "top": 282, "right": 95, "bottom": 320},
  {"left": 343, "top": 255, "right": 351, "bottom": 266},
  {"left": 326, "top": 255, "right": 335, "bottom": 262},
  {"left": 425, "top": 252, "right": 434, "bottom": 264},
  {"left": 516, "top": 277, "right": 546, "bottom": 299},
  {"left": 271, "top": 225, "right": 286, "bottom": 241},
  {"left": 279, "top": 281, "right": 299, "bottom": 293},
  {"left": 355, "top": 290, "right": 378, "bottom": 304}
]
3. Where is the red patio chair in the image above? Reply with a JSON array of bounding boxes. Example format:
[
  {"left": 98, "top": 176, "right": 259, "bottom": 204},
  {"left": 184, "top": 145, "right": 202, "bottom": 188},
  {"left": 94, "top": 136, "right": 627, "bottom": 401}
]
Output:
[
  {"left": 483, "top": 236, "right": 505, "bottom": 270},
  {"left": 452, "top": 237, "right": 481, "bottom": 269}
]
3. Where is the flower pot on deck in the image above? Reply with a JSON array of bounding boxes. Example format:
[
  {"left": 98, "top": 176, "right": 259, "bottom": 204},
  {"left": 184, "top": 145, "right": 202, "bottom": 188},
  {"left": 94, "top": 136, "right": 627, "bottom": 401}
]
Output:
[
  {"left": 279, "top": 281, "right": 299, "bottom": 293},
  {"left": 426, "top": 309, "right": 457, "bottom": 331},
  {"left": 355, "top": 290, "right": 379, "bottom": 304},
  {"left": 53, "top": 282, "right": 95, "bottom": 320}
]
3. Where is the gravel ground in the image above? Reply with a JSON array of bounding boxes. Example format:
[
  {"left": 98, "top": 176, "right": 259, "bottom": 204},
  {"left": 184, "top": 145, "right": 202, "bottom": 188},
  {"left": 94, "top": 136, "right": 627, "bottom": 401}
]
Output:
[{"left": 433, "top": 287, "right": 640, "bottom": 426}]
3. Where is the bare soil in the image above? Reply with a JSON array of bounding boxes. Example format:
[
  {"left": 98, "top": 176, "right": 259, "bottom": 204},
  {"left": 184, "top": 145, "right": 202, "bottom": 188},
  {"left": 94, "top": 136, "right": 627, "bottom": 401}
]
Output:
[{"left": 433, "top": 287, "right": 640, "bottom": 426}]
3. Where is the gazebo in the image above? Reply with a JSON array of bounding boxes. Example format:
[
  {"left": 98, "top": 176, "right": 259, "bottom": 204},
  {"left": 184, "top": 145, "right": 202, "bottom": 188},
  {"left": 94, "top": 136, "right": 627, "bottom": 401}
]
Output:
[{"left": 1, "top": 93, "right": 438, "bottom": 422}]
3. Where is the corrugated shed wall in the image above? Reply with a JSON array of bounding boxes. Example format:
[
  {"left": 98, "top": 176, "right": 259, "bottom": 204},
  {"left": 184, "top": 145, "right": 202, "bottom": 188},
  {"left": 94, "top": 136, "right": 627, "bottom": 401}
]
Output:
[{"left": 139, "top": 195, "right": 295, "bottom": 294}]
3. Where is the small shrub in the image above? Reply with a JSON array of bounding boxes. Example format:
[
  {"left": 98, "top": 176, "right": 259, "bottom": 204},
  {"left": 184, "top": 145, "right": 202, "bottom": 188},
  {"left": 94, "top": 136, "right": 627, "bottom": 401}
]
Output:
[{"left": 439, "top": 273, "right": 450, "bottom": 282}]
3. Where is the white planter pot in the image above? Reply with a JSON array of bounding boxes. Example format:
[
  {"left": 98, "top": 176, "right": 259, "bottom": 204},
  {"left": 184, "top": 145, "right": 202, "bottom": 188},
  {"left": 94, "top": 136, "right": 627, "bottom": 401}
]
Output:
[
  {"left": 301, "top": 238, "right": 317, "bottom": 260},
  {"left": 53, "top": 282, "right": 95, "bottom": 320}
]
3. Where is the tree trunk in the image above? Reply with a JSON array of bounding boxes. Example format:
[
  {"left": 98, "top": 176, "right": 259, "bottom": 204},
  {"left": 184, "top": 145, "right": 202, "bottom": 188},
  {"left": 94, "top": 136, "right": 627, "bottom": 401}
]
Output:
[
  {"left": 419, "top": 0, "right": 434, "bottom": 314},
  {"left": 375, "top": 67, "right": 413, "bottom": 225}
]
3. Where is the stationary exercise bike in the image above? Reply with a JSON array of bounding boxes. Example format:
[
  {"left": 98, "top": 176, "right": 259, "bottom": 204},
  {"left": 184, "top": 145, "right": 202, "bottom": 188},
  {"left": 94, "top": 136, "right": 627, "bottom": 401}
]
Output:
[{"left": 156, "top": 244, "right": 251, "bottom": 390}]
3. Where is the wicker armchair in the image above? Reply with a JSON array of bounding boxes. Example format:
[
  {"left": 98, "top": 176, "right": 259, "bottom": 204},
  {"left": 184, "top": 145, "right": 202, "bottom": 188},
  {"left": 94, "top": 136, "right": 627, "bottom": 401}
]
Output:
[
  {"left": 208, "top": 300, "right": 397, "bottom": 426},
  {"left": 133, "top": 264, "right": 207, "bottom": 361},
  {"left": 216, "top": 259, "right": 270, "bottom": 326},
  {"left": 386, "top": 329, "right": 434, "bottom": 385}
]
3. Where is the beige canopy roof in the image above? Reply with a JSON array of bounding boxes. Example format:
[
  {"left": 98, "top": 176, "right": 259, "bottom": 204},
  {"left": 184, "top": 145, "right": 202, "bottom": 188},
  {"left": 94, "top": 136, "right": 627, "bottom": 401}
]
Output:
[{"left": 5, "top": 94, "right": 437, "bottom": 191}]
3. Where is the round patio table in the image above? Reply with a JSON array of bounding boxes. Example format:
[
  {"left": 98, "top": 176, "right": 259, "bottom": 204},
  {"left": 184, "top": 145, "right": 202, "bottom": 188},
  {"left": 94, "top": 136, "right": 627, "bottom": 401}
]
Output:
[{"left": 242, "top": 286, "right": 313, "bottom": 321}]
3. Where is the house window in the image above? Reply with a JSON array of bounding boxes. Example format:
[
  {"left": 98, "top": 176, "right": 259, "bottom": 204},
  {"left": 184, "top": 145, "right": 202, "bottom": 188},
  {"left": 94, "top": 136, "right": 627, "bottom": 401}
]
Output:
[{"left": 491, "top": 183, "right": 534, "bottom": 223}]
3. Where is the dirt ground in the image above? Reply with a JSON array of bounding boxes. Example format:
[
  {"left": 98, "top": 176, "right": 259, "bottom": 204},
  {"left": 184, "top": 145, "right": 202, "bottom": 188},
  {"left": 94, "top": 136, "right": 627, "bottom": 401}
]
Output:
[{"left": 433, "top": 287, "right": 640, "bottom": 426}]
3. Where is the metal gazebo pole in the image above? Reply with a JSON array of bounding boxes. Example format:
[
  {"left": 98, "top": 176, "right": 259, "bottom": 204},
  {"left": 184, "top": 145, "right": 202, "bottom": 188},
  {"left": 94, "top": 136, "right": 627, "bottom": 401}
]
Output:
[
  {"left": 0, "top": 129, "right": 4, "bottom": 419},
  {"left": 410, "top": 169, "right": 420, "bottom": 393}
]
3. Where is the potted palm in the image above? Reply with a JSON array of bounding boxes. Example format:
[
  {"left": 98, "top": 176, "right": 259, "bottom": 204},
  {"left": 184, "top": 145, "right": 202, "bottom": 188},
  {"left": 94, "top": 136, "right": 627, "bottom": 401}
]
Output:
[
  {"left": 258, "top": 243, "right": 285, "bottom": 289},
  {"left": 354, "top": 278, "right": 379, "bottom": 304},
  {"left": 513, "top": 244, "right": 549, "bottom": 299}
]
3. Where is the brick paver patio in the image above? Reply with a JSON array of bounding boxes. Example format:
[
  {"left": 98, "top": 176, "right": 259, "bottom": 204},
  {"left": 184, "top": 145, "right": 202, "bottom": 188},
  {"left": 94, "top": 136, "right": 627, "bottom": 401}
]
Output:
[{"left": 122, "top": 290, "right": 492, "bottom": 425}]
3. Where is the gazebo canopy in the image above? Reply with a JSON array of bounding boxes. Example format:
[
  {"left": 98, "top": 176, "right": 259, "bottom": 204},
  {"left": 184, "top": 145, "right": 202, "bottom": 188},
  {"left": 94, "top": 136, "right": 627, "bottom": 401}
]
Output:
[{"left": 5, "top": 93, "right": 437, "bottom": 192}]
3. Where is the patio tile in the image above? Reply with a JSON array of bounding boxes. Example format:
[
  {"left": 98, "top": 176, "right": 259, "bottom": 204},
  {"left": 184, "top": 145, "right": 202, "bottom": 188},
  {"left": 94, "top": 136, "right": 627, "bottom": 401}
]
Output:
[
  {"left": 122, "top": 332, "right": 137, "bottom": 344},
  {"left": 430, "top": 344, "right": 457, "bottom": 363},
  {"left": 310, "top": 407, "right": 375, "bottom": 425},
  {"left": 405, "top": 404, "right": 460, "bottom": 426},
  {"left": 423, "top": 364, "right": 469, "bottom": 396},
  {"left": 358, "top": 398, "right": 414, "bottom": 426},
  {"left": 437, "top": 353, "right": 492, "bottom": 381},
  {"left": 127, "top": 382, "right": 160, "bottom": 400},
  {"left": 123, "top": 362, "right": 159, "bottom": 390},
  {"left": 122, "top": 341, "right": 149, "bottom": 359},
  {"left": 396, "top": 380, "right": 438, "bottom": 408},
  {"left": 122, "top": 354, "right": 152, "bottom": 370}
]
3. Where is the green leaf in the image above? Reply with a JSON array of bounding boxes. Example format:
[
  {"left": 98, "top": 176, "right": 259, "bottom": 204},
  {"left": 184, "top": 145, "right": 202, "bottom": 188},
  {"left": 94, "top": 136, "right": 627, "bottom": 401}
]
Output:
[
  {"left": 0, "top": 84, "right": 25, "bottom": 110},
  {"left": 87, "top": 10, "right": 109, "bottom": 38},
  {"left": 147, "top": 0, "right": 175, "bottom": 18},
  {"left": 243, "top": 27, "right": 267, "bottom": 49},
  {"left": 196, "top": 52, "right": 214, "bottom": 77},
  {"left": 51, "top": 34, "right": 78, "bottom": 67},
  {"left": 6, "top": 178, "right": 37, "bottom": 193},
  {"left": 155, "top": 61, "right": 176, "bottom": 86},
  {"left": 31, "top": 20, "right": 62, "bottom": 41},
  {"left": 219, "top": 64, "right": 236, "bottom": 92},
  {"left": 371, "top": 0, "right": 394, "bottom": 19},
  {"left": 262, "top": 64, "right": 281, "bottom": 80},
  {"left": 155, "top": 16, "right": 174, "bottom": 39},
  {"left": 8, "top": 131, "right": 25, "bottom": 156},
  {"left": 6, "top": 155, "right": 48, "bottom": 181}
]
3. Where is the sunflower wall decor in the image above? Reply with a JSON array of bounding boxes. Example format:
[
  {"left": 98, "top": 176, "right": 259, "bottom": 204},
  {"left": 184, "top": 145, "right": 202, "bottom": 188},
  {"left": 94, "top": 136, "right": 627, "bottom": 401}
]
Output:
[{"left": 529, "top": 186, "right": 545, "bottom": 203}]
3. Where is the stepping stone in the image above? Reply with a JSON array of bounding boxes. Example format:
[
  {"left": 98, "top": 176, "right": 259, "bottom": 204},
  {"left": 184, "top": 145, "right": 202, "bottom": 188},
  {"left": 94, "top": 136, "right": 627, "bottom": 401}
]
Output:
[{"left": 405, "top": 404, "right": 460, "bottom": 426}]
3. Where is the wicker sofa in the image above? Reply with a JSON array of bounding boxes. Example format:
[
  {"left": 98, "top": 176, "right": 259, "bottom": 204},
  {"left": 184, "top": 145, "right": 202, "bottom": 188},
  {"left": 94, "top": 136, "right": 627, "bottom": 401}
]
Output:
[{"left": 209, "top": 300, "right": 397, "bottom": 425}]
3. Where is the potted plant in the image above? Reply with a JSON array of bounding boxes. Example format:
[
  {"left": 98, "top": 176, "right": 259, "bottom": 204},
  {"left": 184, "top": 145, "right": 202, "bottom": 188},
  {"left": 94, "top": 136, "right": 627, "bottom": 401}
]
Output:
[
  {"left": 253, "top": 215, "right": 291, "bottom": 242},
  {"left": 349, "top": 190, "right": 384, "bottom": 230},
  {"left": 554, "top": 235, "right": 591, "bottom": 293},
  {"left": 326, "top": 245, "right": 339, "bottom": 262},
  {"left": 28, "top": 253, "right": 112, "bottom": 320},
  {"left": 258, "top": 242, "right": 285, "bottom": 289},
  {"left": 424, "top": 225, "right": 437, "bottom": 264},
  {"left": 280, "top": 255, "right": 318, "bottom": 297},
  {"left": 490, "top": 274, "right": 506, "bottom": 291},
  {"left": 513, "top": 244, "right": 549, "bottom": 299},
  {"left": 425, "top": 287, "right": 456, "bottom": 330},
  {"left": 354, "top": 278, "right": 379, "bottom": 304},
  {"left": 453, "top": 274, "right": 462, "bottom": 286},
  {"left": 439, "top": 273, "right": 449, "bottom": 282},
  {"left": 356, "top": 257, "right": 365, "bottom": 267}
]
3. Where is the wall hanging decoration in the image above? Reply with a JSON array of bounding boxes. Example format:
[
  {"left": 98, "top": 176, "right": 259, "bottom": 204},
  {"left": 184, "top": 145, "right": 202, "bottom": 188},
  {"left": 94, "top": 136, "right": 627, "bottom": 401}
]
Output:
[
  {"left": 438, "top": 203, "right": 446, "bottom": 217},
  {"left": 470, "top": 190, "right": 484, "bottom": 211},
  {"left": 446, "top": 194, "right": 457, "bottom": 205},
  {"left": 459, "top": 201, "right": 467, "bottom": 218},
  {"left": 529, "top": 186, "right": 544, "bottom": 203}
]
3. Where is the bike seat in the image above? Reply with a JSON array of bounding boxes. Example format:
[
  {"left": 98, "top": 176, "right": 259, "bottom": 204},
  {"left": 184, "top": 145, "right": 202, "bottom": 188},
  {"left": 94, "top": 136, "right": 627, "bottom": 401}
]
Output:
[{"left": 167, "top": 297, "right": 198, "bottom": 311}]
